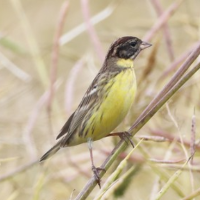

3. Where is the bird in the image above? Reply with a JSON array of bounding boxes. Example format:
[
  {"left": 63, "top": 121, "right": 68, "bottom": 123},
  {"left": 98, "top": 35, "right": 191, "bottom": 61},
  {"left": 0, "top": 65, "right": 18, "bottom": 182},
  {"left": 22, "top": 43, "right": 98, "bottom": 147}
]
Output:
[{"left": 40, "top": 36, "right": 151, "bottom": 187}]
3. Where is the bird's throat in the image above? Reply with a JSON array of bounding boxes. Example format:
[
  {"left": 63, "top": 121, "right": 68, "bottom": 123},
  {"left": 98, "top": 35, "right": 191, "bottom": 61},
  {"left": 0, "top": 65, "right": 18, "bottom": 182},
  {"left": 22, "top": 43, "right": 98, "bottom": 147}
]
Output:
[{"left": 116, "top": 59, "right": 134, "bottom": 68}]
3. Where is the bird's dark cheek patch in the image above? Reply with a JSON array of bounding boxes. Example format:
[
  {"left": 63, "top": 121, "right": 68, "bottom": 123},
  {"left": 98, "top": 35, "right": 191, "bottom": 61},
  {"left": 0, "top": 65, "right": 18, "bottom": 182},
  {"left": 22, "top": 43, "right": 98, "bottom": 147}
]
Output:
[
  {"left": 118, "top": 50, "right": 125, "bottom": 58},
  {"left": 117, "top": 46, "right": 137, "bottom": 59}
]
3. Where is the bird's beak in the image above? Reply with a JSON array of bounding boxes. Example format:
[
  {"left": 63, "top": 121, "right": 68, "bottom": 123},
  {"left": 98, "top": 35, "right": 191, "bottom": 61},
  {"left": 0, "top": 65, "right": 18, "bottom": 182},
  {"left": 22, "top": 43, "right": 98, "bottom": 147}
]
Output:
[{"left": 140, "top": 41, "right": 152, "bottom": 50}]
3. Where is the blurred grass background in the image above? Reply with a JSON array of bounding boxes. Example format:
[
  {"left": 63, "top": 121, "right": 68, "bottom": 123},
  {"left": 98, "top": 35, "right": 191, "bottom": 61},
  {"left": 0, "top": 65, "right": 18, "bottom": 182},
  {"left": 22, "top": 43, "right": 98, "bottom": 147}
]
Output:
[{"left": 0, "top": 0, "right": 200, "bottom": 199}]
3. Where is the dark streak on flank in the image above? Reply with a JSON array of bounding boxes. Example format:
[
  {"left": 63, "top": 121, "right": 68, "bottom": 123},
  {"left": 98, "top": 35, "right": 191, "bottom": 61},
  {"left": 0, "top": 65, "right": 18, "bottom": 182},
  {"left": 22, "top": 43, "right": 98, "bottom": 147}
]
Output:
[
  {"left": 83, "top": 128, "right": 88, "bottom": 138},
  {"left": 100, "top": 112, "right": 104, "bottom": 122},
  {"left": 88, "top": 117, "right": 95, "bottom": 136},
  {"left": 91, "top": 125, "right": 95, "bottom": 135}
]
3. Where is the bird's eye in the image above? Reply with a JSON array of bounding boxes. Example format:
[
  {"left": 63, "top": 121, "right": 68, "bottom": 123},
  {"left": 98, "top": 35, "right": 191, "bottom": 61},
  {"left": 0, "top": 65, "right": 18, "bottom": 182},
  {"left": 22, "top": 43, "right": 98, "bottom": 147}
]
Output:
[{"left": 130, "top": 41, "right": 137, "bottom": 47}]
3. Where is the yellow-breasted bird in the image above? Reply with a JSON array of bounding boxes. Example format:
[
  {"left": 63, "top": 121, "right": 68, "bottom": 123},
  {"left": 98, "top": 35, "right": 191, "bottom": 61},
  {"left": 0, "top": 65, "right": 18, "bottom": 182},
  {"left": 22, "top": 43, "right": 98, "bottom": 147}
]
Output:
[{"left": 40, "top": 36, "right": 151, "bottom": 186}]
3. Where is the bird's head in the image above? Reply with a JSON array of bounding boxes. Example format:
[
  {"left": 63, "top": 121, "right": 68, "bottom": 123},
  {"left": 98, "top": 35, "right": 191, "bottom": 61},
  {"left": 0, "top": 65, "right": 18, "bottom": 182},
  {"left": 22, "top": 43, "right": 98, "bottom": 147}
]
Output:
[{"left": 106, "top": 36, "right": 152, "bottom": 60}]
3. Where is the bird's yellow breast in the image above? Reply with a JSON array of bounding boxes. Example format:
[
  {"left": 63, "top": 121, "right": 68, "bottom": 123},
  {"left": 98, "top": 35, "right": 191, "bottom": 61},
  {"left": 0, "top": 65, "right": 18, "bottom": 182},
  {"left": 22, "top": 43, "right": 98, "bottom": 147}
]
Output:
[{"left": 87, "top": 59, "right": 136, "bottom": 140}]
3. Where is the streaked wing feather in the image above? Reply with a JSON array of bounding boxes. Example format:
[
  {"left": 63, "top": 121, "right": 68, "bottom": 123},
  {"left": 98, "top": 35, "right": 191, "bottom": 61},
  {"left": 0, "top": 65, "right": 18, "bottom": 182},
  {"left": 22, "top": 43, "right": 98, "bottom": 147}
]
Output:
[
  {"left": 56, "top": 112, "right": 75, "bottom": 139},
  {"left": 60, "top": 71, "right": 103, "bottom": 142}
]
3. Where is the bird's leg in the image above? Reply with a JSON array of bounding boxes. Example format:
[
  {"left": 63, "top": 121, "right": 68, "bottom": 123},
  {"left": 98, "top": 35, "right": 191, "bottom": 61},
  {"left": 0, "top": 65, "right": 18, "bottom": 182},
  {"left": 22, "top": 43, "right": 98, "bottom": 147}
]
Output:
[
  {"left": 87, "top": 138, "right": 105, "bottom": 188},
  {"left": 107, "top": 131, "right": 134, "bottom": 148}
]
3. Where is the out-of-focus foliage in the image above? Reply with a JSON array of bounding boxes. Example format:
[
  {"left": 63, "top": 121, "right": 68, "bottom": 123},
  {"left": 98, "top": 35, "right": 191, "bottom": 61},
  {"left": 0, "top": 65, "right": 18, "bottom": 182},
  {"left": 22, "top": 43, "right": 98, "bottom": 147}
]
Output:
[{"left": 0, "top": 0, "right": 200, "bottom": 199}]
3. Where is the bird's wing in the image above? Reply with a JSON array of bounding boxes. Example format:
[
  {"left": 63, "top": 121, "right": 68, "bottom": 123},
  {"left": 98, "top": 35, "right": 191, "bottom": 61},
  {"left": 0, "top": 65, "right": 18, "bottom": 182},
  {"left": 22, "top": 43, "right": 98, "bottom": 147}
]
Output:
[
  {"left": 56, "top": 70, "right": 107, "bottom": 142},
  {"left": 56, "top": 112, "right": 75, "bottom": 139}
]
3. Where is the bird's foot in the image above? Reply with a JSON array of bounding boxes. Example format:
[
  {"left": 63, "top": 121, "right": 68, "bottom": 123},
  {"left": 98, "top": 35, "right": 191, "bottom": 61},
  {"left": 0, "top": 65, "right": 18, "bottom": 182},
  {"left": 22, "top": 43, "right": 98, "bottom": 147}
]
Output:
[
  {"left": 107, "top": 131, "right": 134, "bottom": 148},
  {"left": 92, "top": 166, "right": 106, "bottom": 188},
  {"left": 119, "top": 131, "right": 135, "bottom": 148}
]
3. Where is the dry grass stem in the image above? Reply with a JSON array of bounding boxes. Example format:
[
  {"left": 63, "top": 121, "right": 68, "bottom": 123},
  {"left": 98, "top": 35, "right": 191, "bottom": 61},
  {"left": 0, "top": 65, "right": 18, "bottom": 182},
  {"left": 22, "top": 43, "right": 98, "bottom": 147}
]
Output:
[{"left": 150, "top": 0, "right": 175, "bottom": 61}]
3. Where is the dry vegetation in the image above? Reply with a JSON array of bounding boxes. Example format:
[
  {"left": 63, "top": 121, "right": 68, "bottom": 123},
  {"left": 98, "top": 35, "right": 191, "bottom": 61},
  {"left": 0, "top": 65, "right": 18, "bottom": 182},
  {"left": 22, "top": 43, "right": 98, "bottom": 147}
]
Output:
[{"left": 0, "top": 0, "right": 200, "bottom": 200}]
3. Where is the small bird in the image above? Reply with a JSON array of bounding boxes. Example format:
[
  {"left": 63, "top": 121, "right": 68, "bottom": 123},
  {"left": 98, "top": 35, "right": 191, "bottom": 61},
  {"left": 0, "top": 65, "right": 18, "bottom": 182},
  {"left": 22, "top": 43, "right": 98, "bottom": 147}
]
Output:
[{"left": 40, "top": 36, "right": 151, "bottom": 186}]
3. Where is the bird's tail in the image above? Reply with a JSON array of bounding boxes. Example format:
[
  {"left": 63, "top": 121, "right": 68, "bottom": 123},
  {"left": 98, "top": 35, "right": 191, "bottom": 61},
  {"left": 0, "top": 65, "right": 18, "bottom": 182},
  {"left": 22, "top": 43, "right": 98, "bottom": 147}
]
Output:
[{"left": 40, "top": 141, "right": 61, "bottom": 162}]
